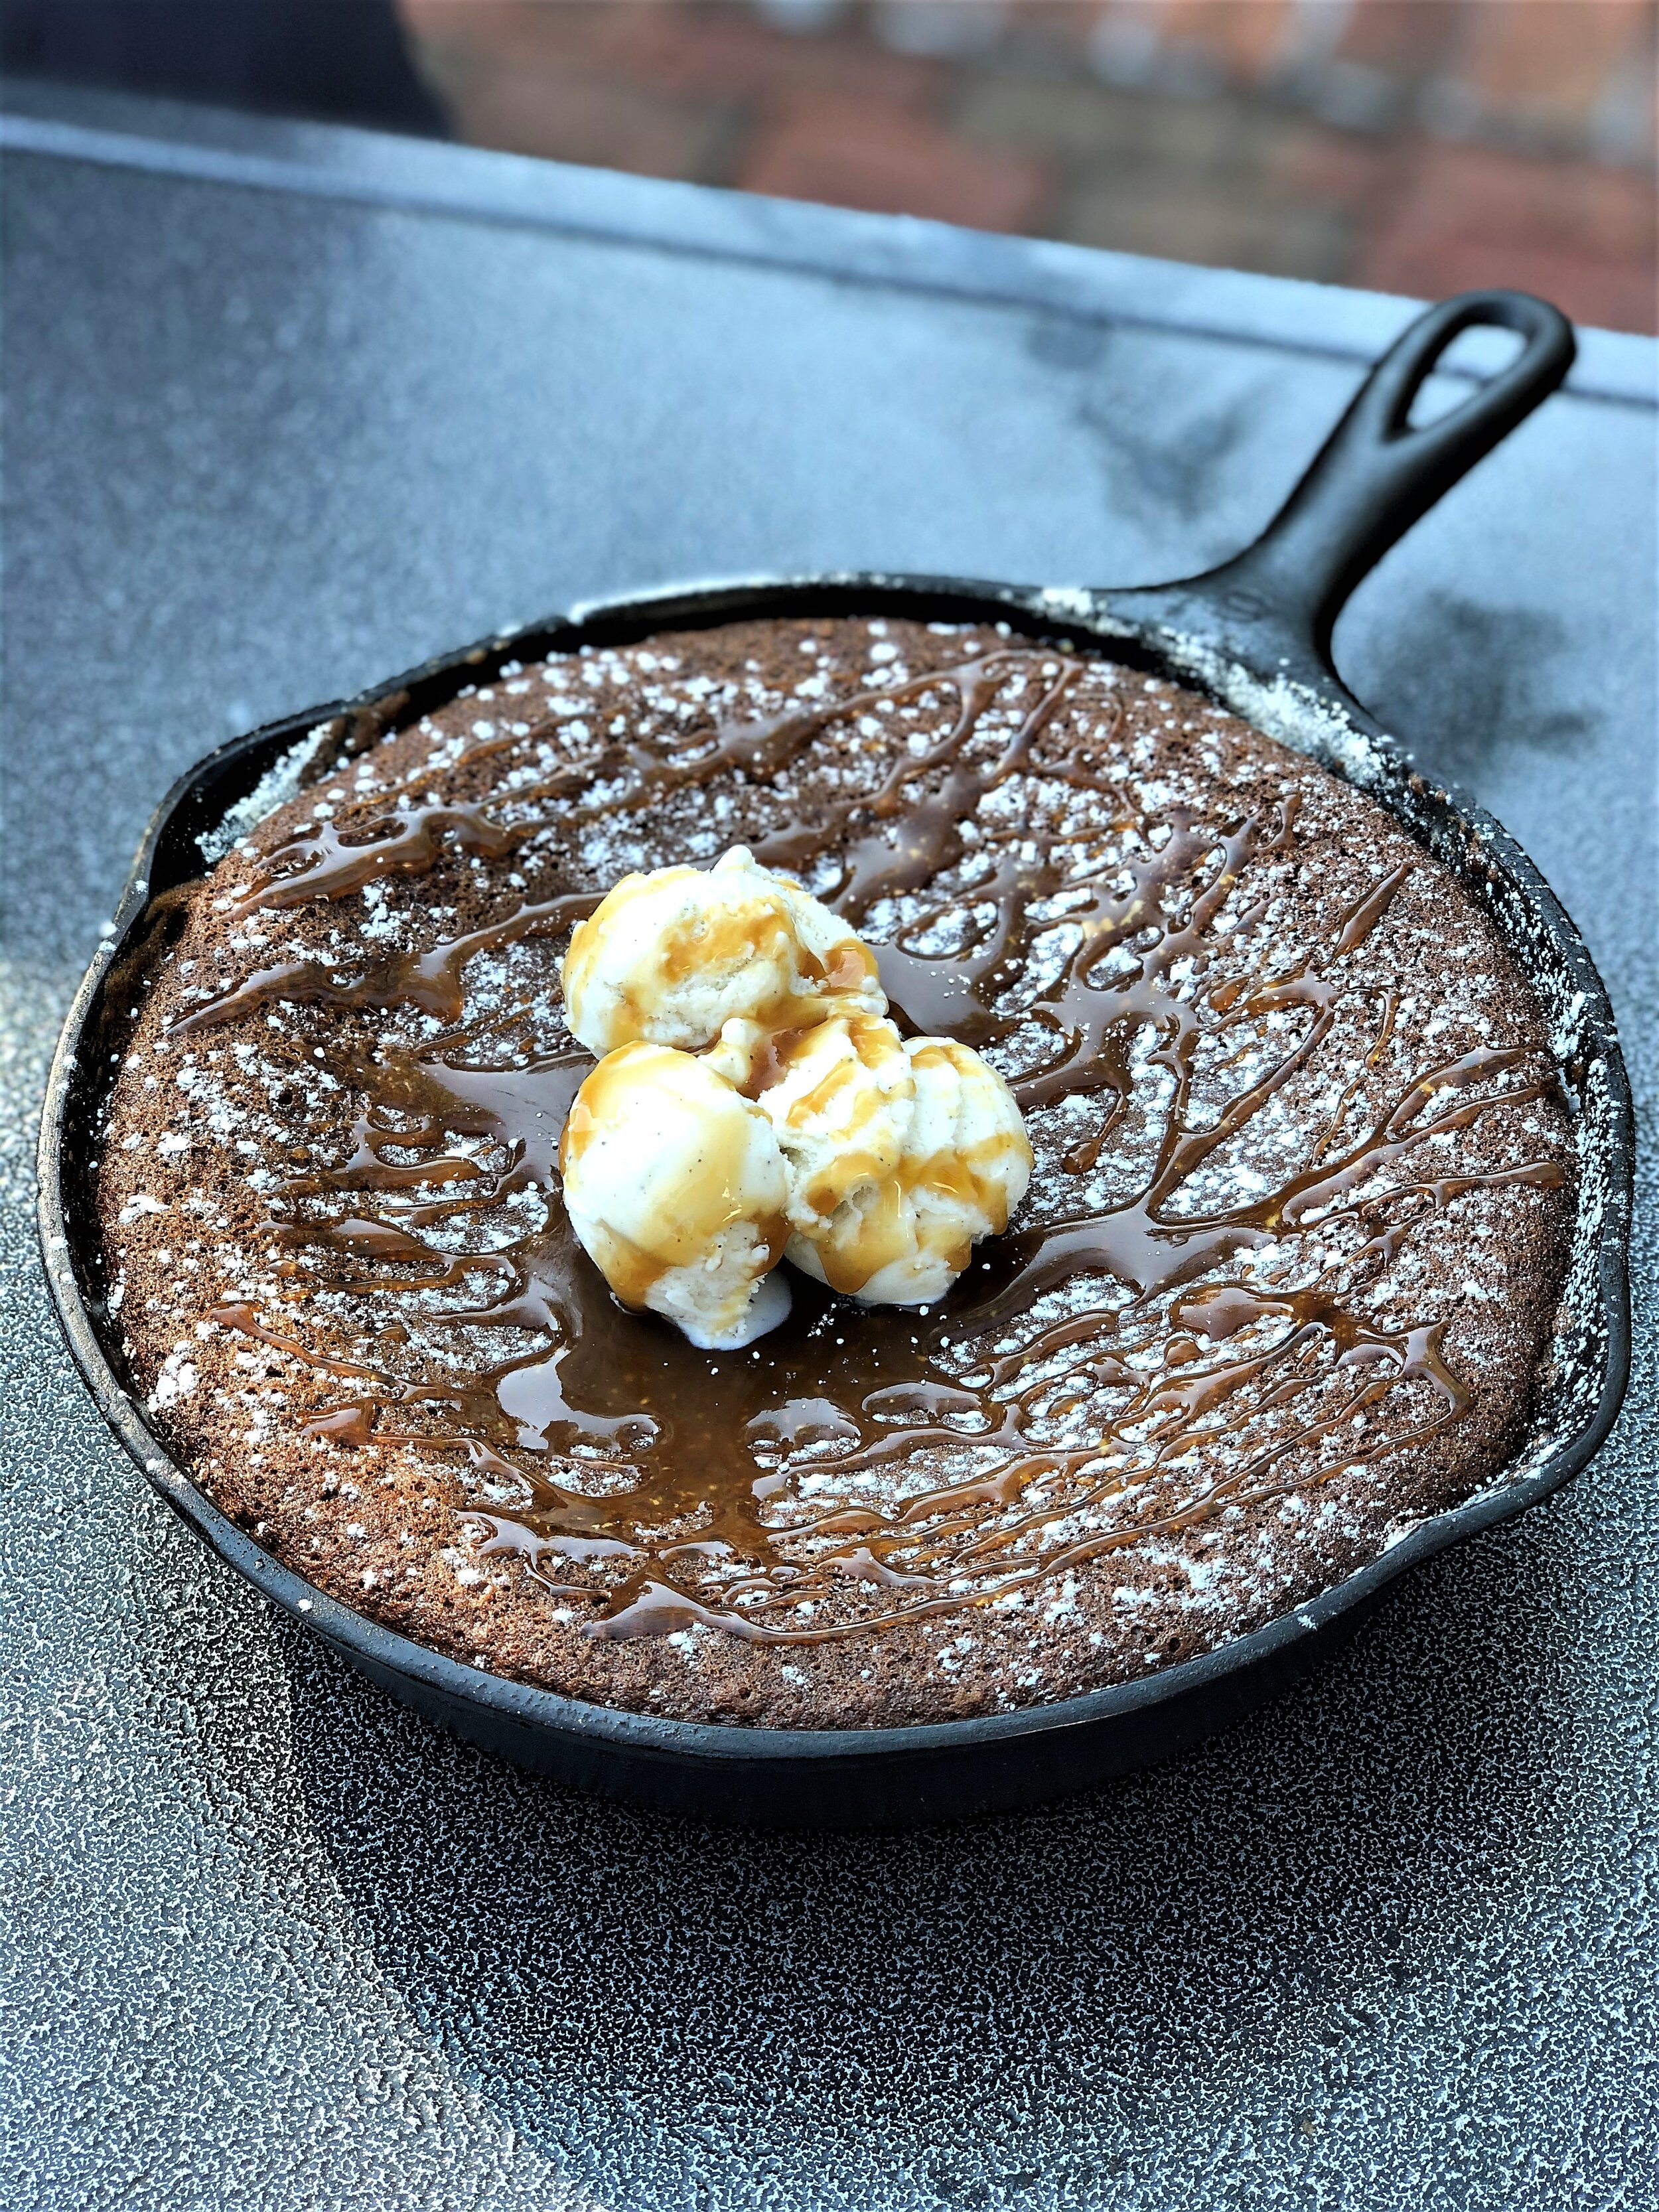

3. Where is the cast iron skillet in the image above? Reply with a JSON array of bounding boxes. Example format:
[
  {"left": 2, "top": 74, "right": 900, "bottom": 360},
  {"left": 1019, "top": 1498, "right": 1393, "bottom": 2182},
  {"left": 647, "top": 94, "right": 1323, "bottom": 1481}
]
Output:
[{"left": 38, "top": 289, "right": 1632, "bottom": 1829}]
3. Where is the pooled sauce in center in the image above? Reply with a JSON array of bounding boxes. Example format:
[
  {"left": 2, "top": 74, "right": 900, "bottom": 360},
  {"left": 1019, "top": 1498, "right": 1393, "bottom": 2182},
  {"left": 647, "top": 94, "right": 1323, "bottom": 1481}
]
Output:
[{"left": 172, "top": 645, "right": 1565, "bottom": 1643}]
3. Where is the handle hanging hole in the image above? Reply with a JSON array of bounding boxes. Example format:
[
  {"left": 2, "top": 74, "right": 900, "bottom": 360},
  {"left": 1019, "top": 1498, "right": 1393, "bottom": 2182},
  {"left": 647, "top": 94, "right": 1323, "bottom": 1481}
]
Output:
[{"left": 1407, "top": 325, "right": 1528, "bottom": 430}]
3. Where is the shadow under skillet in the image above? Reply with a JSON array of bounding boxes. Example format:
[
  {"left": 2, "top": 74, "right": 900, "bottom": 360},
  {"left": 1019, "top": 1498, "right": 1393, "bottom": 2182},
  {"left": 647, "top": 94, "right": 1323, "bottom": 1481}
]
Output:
[
  {"left": 1357, "top": 598, "right": 1593, "bottom": 790},
  {"left": 284, "top": 1497, "right": 1581, "bottom": 2200},
  {"left": 1025, "top": 309, "right": 1275, "bottom": 533}
]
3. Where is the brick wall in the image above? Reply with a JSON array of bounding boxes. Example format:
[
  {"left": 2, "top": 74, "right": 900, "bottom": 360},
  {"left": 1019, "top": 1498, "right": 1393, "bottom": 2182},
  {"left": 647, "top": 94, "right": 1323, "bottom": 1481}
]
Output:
[{"left": 401, "top": 0, "right": 1658, "bottom": 332}]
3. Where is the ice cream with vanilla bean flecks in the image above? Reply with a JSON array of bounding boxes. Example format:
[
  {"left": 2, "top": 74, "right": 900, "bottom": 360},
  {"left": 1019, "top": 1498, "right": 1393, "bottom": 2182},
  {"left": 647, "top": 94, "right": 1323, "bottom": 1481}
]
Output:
[
  {"left": 557, "top": 848, "right": 1033, "bottom": 1341},
  {"left": 561, "top": 845, "right": 884, "bottom": 1056},
  {"left": 758, "top": 1016, "right": 1031, "bottom": 1305},
  {"left": 558, "top": 1039, "right": 794, "bottom": 1351}
]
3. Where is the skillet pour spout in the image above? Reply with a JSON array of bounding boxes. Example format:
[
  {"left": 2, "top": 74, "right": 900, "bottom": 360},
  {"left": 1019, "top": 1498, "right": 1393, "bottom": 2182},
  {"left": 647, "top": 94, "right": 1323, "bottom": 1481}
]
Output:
[{"left": 38, "top": 289, "right": 1631, "bottom": 1828}]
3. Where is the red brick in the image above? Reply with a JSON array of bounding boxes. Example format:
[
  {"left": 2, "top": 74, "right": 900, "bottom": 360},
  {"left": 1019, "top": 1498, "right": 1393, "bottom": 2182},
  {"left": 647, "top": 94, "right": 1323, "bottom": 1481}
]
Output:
[
  {"left": 950, "top": 68, "right": 1157, "bottom": 160},
  {"left": 1442, "top": 0, "right": 1652, "bottom": 125},
  {"left": 739, "top": 90, "right": 1053, "bottom": 231},
  {"left": 1356, "top": 142, "right": 1658, "bottom": 332},
  {"left": 1065, "top": 170, "right": 1355, "bottom": 279},
  {"left": 403, "top": 0, "right": 944, "bottom": 110},
  {"left": 1362, "top": 228, "right": 1657, "bottom": 334},
  {"left": 1267, "top": 124, "right": 1393, "bottom": 214},
  {"left": 1006, "top": 1, "right": 1120, "bottom": 64},
  {"left": 1374, "top": 141, "right": 1656, "bottom": 260},
  {"left": 401, "top": 0, "right": 583, "bottom": 76},
  {"left": 1333, "top": 0, "right": 1463, "bottom": 80},
  {"left": 625, "top": 9, "right": 946, "bottom": 106},
  {"left": 1117, "top": 0, "right": 1297, "bottom": 82},
  {"left": 427, "top": 56, "right": 729, "bottom": 181}
]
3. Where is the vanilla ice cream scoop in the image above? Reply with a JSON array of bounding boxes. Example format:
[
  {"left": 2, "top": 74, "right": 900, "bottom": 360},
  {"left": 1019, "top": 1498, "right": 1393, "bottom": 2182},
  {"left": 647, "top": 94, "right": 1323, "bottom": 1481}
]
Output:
[
  {"left": 760, "top": 1013, "right": 915, "bottom": 1254},
  {"left": 559, "top": 1042, "right": 792, "bottom": 1349},
  {"left": 887, "top": 1037, "right": 1033, "bottom": 1299},
  {"left": 561, "top": 846, "right": 883, "bottom": 1059},
  {"left": 764, "top": 1021, "right": 1033, "bottom": 1306}
]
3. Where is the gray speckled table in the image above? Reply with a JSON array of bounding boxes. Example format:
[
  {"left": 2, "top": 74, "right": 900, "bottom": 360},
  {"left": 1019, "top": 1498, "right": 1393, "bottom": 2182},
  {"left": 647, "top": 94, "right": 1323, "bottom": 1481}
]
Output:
[{"left": 2, "top": 84, "right": 1654, "bottom": 2212}]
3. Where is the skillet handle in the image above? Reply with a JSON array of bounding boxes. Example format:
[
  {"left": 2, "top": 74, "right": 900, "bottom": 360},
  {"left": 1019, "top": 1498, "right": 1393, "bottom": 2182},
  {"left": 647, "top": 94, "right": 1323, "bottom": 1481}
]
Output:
[{"left": 1181, "top": 289, "right": 1575, "bottom": 667}]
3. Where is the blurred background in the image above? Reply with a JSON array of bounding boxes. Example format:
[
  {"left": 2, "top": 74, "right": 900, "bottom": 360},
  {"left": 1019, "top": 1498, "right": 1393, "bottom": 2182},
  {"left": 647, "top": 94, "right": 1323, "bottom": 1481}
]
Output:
[{"left": 4, "top": 0, "right": 1655, "bottom": 332}]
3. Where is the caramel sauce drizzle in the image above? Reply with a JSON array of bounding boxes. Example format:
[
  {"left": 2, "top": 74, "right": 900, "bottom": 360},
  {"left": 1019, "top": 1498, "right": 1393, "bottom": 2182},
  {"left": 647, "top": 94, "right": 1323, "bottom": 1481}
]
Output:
[{"left": 179, "top": 646, "right": 1566, "bottom": 1645}]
